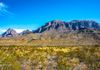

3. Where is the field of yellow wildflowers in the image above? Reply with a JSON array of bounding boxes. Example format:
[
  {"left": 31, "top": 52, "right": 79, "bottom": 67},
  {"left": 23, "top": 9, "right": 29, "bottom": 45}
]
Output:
[{"left": 0, "top": 46, "right": 99, "bottom": 70}]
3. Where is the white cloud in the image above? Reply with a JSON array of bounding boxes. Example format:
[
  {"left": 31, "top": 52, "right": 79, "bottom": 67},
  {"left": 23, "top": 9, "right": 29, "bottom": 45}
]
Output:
[
  {"left": 0, "top": 2, "right": 13, "bottom": 16},
  {"left": 0, "top": 29, "right": 6, "bottom": 32},
  {"left": 14, "top": 29, "right": 25, "bottom": 33},
  {"left": 0, "top": 29, "right": 6, "bottom": 34}
]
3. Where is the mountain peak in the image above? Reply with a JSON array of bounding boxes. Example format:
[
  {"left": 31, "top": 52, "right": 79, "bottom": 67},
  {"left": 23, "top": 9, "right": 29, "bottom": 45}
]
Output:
[
  {"left": 33, "top": 20, "right": 100, "bottom": 33},
  {"left": 33, "top": 20, "right": 66, "bottom": 33},
  {"left": 51, "top": 20, "right": 63, "bottom": 22},
  {"left": 2, "top": 28, "right": 18, "bottom": 37},
  {"left": 7, "top": 28, "right": 15, "bottom": 32}
]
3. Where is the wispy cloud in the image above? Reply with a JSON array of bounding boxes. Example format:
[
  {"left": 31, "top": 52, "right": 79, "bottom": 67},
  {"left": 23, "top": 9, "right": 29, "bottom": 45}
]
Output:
[{"left": 0, "top": 2, "right": 13, "bottom": 16}]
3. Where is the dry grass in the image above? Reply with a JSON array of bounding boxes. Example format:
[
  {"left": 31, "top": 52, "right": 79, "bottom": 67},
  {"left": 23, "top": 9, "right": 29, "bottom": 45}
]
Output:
[{"left": 0, "top": 45, "right": 99, "bottom": 70}]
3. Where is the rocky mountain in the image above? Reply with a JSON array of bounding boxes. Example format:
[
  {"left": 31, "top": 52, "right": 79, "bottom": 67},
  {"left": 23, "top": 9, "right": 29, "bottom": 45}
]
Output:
[
  {"left": 1, "top": 20, "right": 100, "bottom": 41},
  {"left": 33, "top": 20, "right": 100, "bottom": 33},
  {"left": 2, "top": 28, "right": 18, "bottom": 37},
  {"left": 0, "top": 20, "right": 100, "bottom": 46},
  {"left": 20, "top": 30, "right": 32, "bottom": 35},
  {"left": 33, "top": 20, "right": 67, "bottom": 33},
  {"left": 32, "top": 20, "right": 100, "bottom": 46}
]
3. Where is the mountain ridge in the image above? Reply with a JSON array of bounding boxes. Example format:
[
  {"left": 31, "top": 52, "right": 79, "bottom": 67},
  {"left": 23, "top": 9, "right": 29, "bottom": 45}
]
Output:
[
  {"left": 0, "top": 20, "right": 100, "bottom": 46},
  {"left": 33, "top": 20, "right": 100, "bottom": 33},
  {"left": 1, "top": 20, "right": 100, "bottom": 38}
]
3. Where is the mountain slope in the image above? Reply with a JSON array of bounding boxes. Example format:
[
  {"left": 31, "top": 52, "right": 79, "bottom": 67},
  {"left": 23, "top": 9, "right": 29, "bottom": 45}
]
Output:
[
  {"left": 33, "top": 20, "right": 100, "bottom": 33},
  {"left": 31, "top": 20, "right": 100, "bottom": 46},
  {"left": 2, "top": 28, "right": 18, "bottom": 37}
]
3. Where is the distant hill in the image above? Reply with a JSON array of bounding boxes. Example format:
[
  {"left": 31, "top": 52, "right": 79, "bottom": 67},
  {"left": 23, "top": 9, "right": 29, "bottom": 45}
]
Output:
[{"left": 20, "top": 30, "right": 32, "bottom": 35}]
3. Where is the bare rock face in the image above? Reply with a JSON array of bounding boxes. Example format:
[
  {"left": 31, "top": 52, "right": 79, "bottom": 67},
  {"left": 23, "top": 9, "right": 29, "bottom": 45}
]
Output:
[
  {"left": 33, "top": 20, "right": 68, "bottom": 33},
  {"left": 2, "top": 28, "right": 18, "bottom": 37},
  {"left": 33, "top": 20, "right": 100, "bottom": 33}
]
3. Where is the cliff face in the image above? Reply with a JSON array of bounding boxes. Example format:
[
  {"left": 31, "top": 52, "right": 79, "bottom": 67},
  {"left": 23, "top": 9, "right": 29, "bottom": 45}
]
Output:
[{"left": 33, "top": 20, "right": 100, "bottom": 33}]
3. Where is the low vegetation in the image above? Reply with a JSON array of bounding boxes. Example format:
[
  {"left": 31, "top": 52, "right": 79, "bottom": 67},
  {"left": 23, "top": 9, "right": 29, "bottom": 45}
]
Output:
[{"left": 0, "top": 45, "right": 99, "bottom": 70}]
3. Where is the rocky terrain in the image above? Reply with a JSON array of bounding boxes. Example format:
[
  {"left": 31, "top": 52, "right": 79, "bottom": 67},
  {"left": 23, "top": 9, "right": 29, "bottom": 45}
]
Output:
[
  {"left": 0, "top": 20, "right": 100, "bottom": 46},
  {"left": 33, "top": 20, "right": 100, "bottom": 33}
]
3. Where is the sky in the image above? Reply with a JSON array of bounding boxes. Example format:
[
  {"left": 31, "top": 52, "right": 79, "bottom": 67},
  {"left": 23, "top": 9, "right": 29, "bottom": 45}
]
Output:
[{"left": 0, "top": 0, "right": 100, "bottom": 33}]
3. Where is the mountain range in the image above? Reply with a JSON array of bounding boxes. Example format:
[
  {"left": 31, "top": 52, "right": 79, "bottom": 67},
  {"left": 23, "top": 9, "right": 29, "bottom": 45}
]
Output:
[
  {"left": 1, "top": 20, "right": 100, "bottom": 37},
  {"left": 0, "top": 20, "right": 100, "bottom": 46}
]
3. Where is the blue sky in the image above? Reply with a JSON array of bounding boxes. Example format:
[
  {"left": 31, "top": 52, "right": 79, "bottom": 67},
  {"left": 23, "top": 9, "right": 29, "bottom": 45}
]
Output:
[{"left": 0, "top": 0, "right": 100, "bottom": 33}]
